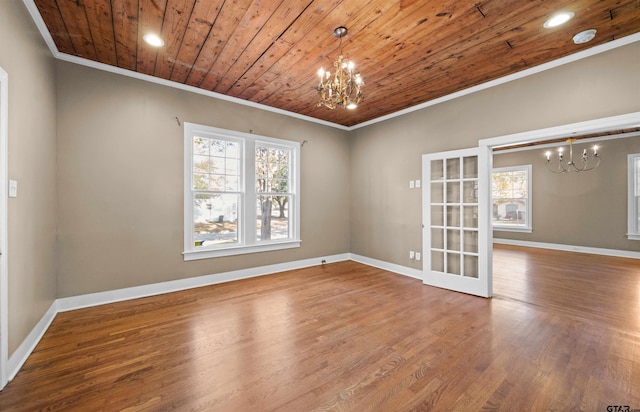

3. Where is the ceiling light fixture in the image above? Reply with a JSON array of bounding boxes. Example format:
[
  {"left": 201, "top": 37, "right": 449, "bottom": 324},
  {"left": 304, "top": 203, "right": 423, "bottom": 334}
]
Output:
[
  {"left": 143, "top": 33, "right": 164, "bottom": 47},
  {"left": 543, "top": 12, "right": 575, "bottom": 28},
  {"left": 544, "top": 138, "right": 600, "bottom": 173},
  {"left": 573, "top": 29, "right": 597, "bottom": 44},
  {"left": 316, "top": 27, "right": 364, "bottom": 110}
]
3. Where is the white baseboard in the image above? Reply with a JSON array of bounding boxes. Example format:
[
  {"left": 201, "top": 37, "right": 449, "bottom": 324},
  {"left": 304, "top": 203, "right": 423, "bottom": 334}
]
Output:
[
  {"left": 493, "top": 238, "right": 640, "bottom": 259},
  {"left": 57, "top": 253, "right": 351, "bottom": 312},
  {"left": 6, "top": 252, "right": 416, "bottom": 384},
  {"left": 350, "top": 254, "right": 423, "bottom": 280},
  {"left": 7, "top": 301, "right": 57, "bottom": 381}
]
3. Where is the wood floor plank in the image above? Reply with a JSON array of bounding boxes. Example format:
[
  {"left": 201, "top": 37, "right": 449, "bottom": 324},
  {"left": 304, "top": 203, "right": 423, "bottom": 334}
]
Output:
[{"left": 0, "top": 248, "right": 639, "bottom": 410}]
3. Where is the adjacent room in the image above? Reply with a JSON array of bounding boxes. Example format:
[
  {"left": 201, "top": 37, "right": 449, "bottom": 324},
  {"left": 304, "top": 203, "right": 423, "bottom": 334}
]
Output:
[{"left": 0, "top": 0, "right": 639, "bottom": 410}]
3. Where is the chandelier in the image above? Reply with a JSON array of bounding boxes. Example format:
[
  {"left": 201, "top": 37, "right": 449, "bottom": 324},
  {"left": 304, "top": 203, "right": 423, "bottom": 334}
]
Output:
[
  {"left": 544, "top": 138, "right": 600, "bottom": 173},
  {"left": 317, "top": 27, "right": 364, "bottom": 110}
]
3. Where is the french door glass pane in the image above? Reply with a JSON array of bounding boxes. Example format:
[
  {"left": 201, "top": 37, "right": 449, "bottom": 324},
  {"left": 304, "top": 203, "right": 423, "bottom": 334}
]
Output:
[
  {"left": 446, "top": 158, "right": 460, "bottom": 179},
  {"left": 447, "top": 182, "right": 460, "bottom": 203},
  {"left": 432, "top": 251, "right": 444, "bottom": 272},
  {"left": 431, "top": 160, "right": 443, "bottom": 180},
  {"left": 463, "top": 181, "right": 478, "bottom": 203},
  {"left": 431, "top": 182, "right": 444, "bottom": 203},
  {"left": 447, "top": 229, "right": 460, "bottom": 251},
  {"left": 447, "top": 206, "right": 460, "bottom": 227},
  {"left": 463, "top": 156, "right": 478, "bottom": 178},
  {"left": 463, "top": 230, "right": 478, "bottom": 253},
  {"left": 463, "top": 255, "right": 479, "bottom": 278},
  {"left": 447, "top": 253, "right": 461, "bottom": 275},
  {"left": 431, "top": 206, "right": 444, "bottom": 226},
  {"left": 431, "top": 228, "right": 444, "bottom": 249},
  {"left": 463, "top": 205, "right": 478, "bottom": 228}
]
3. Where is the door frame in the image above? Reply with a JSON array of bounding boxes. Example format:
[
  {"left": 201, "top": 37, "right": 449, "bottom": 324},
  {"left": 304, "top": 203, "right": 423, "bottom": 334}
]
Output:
[
  {"left": 478, "top": 112, "right": 640, "bottom": 301},
  {"left": 479, "top": 113, "right": 640, "bottom": 151},
  {"left": 0, "top": 67, "right": 8, "bottom": 390}
]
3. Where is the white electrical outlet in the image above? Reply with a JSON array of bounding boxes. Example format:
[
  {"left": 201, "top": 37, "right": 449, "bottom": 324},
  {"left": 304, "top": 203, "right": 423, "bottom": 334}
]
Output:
[
  {"left": 409, "top": 180, "right": 415, "bottom": 189},
  {"left": 409, "top": 250, "right": 415, "bottom": 259},
  {"left": 415, "top": 252, "right": 421, "bottom": 261},
  {"left": 415, "top": 179, "right": 421, "bottom": 188}
]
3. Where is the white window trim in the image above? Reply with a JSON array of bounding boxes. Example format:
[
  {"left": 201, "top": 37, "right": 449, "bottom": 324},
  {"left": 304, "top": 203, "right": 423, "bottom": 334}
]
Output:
[
  {"left": 183, "top": 123, "right": 301, "bottom": 260},
  {"left": 491, "top": 164, "right": 532, "bottom": 233},
  {"left": 628, "top": 153, "right": 640, "bottom": 240}
]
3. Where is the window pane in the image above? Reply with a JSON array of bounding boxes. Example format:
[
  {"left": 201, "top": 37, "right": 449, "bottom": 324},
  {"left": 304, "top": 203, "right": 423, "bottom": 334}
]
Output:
[
  {"left": 492, "top": 166, "right": 530, "bottom": 228},
  {"left": 209, "top": 175, "right": 225, "bottom": 191},
  {"left": 256, "top": 145, "right": 291, "bottom": 194},
  {"left": 256, "top": 195, "right": 290, "bottom": 241},
  {"left": 210, "top": 157, "right": 225, "bottom": 173},
  {"left": 193, "top": 137, "right": 209, "bottom": 155},
  {"left": 493, "top": 199, "right": 527, "bottom": 226},
  {"left": 226, "top": 141, "right": 240, "bottom": 158},
  {"left": 226, "top": 159, "right": 239, "bottom": 175},
  {"left": 193, "top": 174, "right": 208, "bottom": 190},
  {"left": 193, "top": 193, "right": 239, "bottom": 246},
  {"left": 193, "top": 136, "right": 242, "bottom": 194},
  {"left": 225, "top": 176, "right": 239, "bottom": 192},
  {"left": 193, "top": 155, "right": 209, "bottom": 173},
  {"left": 210, "top": 139, "right": 225, "bottom": 156}
]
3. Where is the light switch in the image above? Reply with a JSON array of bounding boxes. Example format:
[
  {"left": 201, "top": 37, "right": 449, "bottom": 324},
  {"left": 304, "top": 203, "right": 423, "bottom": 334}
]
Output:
[
  {"left": 415, "top": 252, "right": 421, "bottom": 261},
  {"left": 409, "top": 180, "right": 415, "bottom": 189},
  {"left": 409, "top": 250, "right": 415, "bottom": 259},
  {"left": 8, "top": 180, "right": 17, "bottom": 198},
  {"left": 415, "top": 179, "right": 421, "bottom": 188}
]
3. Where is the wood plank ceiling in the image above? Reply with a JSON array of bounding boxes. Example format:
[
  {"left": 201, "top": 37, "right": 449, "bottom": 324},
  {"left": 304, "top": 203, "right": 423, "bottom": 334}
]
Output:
[{"left": 31, "top": 0, "right": 640, "bottom": 127}]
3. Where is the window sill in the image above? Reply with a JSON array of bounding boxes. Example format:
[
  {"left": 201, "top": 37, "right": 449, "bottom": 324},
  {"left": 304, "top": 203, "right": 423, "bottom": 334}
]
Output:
[
  {"left": 183, "top": 240, "right": 301, "bottom": 261},
  {"left": 493, "top": 226, "right": 532, "bottom": 233},
  {"left": 627, "top": 233, "right": 640, "bottom": 241}
]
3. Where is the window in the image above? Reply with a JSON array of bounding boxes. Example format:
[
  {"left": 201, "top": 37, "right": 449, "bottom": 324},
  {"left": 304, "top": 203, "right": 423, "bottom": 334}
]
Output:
[
  {"left": 492, "top": 165, "right": 532, "bottom": 232},
  {"left": 628, "top": 153, "right": 640, "bottom": 240},
  {"left": 184, "top": 123, "right": 300, "bottom": 260}
]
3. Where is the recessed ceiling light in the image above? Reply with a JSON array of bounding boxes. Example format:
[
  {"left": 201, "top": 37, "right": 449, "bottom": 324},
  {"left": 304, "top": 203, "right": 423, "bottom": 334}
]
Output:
[
  {"left": 543, "top": 12, "right": 575, "bottom": 28},
  {"left": 143, "top": 33, "right": 164, "bottom": 47},
  {"left": 573, "top": 29, "right": 597, "bottom": 44}
]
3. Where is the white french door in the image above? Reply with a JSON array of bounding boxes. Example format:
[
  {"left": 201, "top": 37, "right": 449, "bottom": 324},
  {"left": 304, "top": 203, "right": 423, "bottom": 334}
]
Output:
[{"left": 422, "top": 147, "right": 492, "bottom": 297}]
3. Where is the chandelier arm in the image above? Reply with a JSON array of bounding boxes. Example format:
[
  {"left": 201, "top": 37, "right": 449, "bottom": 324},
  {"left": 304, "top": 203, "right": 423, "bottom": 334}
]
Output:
[
  {"left": 545, "top": 161, "right": 564, "bottom": 173},
  {"left": 580, "top": 154, "right": 601, "bottom": 171}
]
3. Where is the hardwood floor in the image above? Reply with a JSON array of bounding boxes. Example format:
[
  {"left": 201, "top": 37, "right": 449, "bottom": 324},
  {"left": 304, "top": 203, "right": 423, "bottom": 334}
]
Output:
[{"left": 0, "top": 245, "right": 639, "bottom": 411}]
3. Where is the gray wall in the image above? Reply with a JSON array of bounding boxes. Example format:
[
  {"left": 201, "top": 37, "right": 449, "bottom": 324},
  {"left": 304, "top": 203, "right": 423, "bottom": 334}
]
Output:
[
  {"left": 350, "top": 43, "right": 640, "bottom": 270},
  {"left": 0, "top": 1, "right": 58, "bottom": 355},
  {"left": 493, "top": 135, "right": 640, "bottom": 251},
  {"left": 55, "top": 61, "right": 351, "bottom": 297}
]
